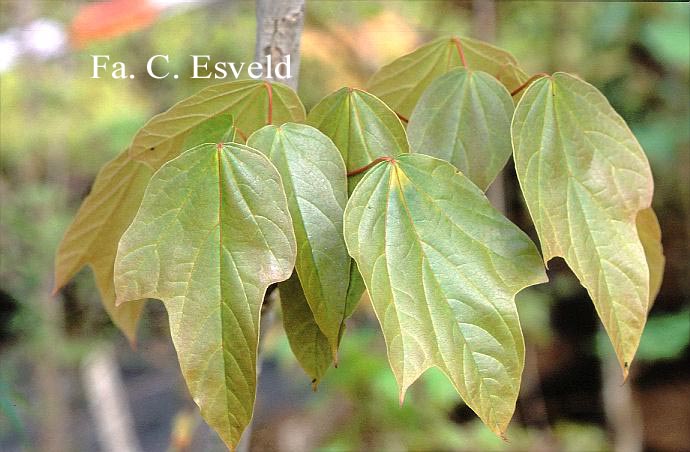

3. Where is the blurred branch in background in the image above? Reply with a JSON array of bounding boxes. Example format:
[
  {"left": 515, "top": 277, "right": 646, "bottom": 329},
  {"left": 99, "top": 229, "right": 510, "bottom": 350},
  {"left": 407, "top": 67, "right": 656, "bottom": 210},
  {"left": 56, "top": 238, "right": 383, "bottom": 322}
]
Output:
[
  {"left": 34, "top": 281, "right": 70, "bottom": 452},
  {"left": 254, "top": 0, "right": 305, "bottom": 90},
  {"left": 81, "top": 346, "right": 142, "bottom": 452},
  {"left": 602, "top": 346, "right": 643, "bottom": 452}
]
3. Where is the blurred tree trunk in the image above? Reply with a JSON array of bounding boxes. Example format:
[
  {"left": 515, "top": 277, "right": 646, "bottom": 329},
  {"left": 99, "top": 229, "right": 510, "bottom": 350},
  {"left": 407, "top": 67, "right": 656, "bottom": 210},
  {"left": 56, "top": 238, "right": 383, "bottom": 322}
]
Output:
[
  {"left": 602, "top": 341, "right": 644, "bottom": 452},
  {"left": 82, "top": 347, "right": 142, "bottom": 452},
  {"left": 36, "top": 281, "right": 70, "bottom": 452},
  {"left": 254, "top": 0, "right": 305, "bottom": 90}
]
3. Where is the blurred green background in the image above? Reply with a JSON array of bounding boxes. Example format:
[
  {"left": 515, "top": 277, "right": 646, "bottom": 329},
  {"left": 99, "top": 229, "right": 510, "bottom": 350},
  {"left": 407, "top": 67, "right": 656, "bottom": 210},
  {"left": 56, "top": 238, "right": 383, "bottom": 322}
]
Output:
[{"left": 1, "top": 1, "right": 688, "bottom": 451}]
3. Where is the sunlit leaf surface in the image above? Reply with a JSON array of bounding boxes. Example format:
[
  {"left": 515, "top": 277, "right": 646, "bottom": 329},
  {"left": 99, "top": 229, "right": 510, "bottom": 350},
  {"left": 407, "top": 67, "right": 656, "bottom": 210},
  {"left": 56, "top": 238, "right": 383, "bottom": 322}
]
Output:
[
  {"left": 343, "top": 153, "right": 547, "bottom": 436},
  {"left": 307, "top": 87, "right": 408, "bottom": 193},
  {"left": 512, "top": 72, "right": 655, "bottom": 376}
]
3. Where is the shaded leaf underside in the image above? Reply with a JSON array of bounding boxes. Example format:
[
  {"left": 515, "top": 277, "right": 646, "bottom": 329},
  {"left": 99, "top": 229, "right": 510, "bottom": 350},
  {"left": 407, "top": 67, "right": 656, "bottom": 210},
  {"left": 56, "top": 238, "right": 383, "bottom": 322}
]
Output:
[
  {"left": 130, "top": 80, "right": 305, "bottom": 168},
  {"left": 368, "top": 36, "right": 521, "bottom": 118},
  {"left": 53, "top": 150, "right": 150, "bottom": 343},
  {"left": 636, "top": 207, "right": 665, "bottom": 307},
  {"left": 279, "top": 273, "right": 333, "bottom": 386},
  {"left": 407, "top": 68, "right": 515, "bottom": 191}
]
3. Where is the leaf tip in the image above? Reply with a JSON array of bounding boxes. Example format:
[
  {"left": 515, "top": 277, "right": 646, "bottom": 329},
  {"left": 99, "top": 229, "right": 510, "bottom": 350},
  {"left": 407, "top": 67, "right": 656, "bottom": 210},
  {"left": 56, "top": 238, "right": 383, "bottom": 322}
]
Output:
[
  {"left": 127, "top": 336, "right": 138, "bottom": 351},
  {"left": 621, "top": 361, "right": 630, "bottom": 382},
  {"left": 398, "top": 387, "right": 408, "bottom": 407},
  {"left": 331, "top": 343, "right": 340, "bottom": 368},
  {"left": 487, "top": 420, "right": 510, "bottom": 442},
  {"left": 311, "top": 378, "right": 319, "bottom": 392}
]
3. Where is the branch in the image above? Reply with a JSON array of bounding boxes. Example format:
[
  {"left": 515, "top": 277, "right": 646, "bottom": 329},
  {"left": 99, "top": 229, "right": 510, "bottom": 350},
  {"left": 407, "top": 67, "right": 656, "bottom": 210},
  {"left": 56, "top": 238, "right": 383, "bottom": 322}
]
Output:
[{"left": 254, "top": 0, "right": 305, "bottom": 90}]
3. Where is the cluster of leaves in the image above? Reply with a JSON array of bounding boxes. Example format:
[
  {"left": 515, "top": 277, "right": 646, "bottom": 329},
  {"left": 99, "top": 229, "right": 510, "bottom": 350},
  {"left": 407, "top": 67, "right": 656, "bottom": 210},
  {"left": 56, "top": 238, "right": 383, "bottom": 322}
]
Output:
[{"left": 54, "top": 36, "right": 664, "bottom": 449}]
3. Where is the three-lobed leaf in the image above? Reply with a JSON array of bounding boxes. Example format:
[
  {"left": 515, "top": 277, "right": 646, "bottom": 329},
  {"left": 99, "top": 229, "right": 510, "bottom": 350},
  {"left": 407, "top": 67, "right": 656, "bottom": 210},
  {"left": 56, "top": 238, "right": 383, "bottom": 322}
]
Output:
[
  {"left": 247, "top": 123, "right": 350, "bottom": 363},
  {"left": 54, "top": 114, "right": 240, "bottom": 342},
  {"left": 512, "top": 72, "right": 655, "bottom": 376},
  {"left": 407, "top": 68, "right": 514, "bottom": 190},
  {"left": 368, "top": 36, "right": 521, "bottom": 118},
  {"left": 343, "top": 153, "right": 547, "bottom": 436},
  {"left": 114, "top": 143, "right": 296, "bottom": 449}
]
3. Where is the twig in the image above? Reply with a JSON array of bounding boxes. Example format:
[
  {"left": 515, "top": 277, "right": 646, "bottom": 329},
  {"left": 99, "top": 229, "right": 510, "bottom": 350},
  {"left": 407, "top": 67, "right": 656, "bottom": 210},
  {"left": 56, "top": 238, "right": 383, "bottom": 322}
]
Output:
[
  {"left": 347, "top": 156, "right": 395, "bottom": 178},
  {"left": 511, "top": 73, "right": 550, "bottom": 97}
]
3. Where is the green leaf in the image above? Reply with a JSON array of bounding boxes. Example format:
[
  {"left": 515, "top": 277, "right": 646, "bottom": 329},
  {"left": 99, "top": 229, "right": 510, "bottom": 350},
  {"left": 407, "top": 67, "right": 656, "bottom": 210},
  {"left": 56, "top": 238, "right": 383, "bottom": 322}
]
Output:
[
  {"left": 54, "top": 114, "right": 244, "bottom": 343},
  {"left": 114, "top": 143, "right": 296, "bottom": 448},
  {"left": 343, "top": 153, "right": 547, "bottom": 436},
  {"left": 407, "top": 68, "right": 514, "bottom": 191},
  {"left": 367, "top": 36, "right": 520, "bottom": 118},
  {"left": 129, "top": 80, "right": 305, "bottom": 168},
  {"left": 636, "top": 207, "right": 665, "bottom": 307},
  {"left": 511, "top": 72, "right": 655, "bottom": 376},
  {"left": 247, "top": 123, "right": 350, "bottom": 357},
  {"left": 279, "top": 273, "right": 333, "bottom": 387},
  {"left": 307, "top": 87, "right": 408, "bottom": 193}
]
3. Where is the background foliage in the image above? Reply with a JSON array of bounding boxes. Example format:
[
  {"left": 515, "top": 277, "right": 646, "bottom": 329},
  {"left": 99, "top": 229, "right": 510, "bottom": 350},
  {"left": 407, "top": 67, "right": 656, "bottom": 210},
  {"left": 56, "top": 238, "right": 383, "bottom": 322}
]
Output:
[{"left": 1, "top": 1, "right": 688, "bottom": 451}]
